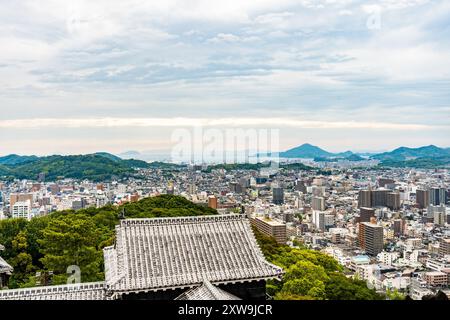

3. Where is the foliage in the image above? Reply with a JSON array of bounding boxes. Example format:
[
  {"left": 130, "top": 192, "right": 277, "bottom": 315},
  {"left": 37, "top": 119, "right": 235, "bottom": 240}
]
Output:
[
  {"left": 0, "top": 154, "right": 150, "bottom": 181},
  {"left": 378, "top": 156, "right": 450, "bottom": 169},
  {"left": 252, "top": 227, "right": 382, "bottom": 300},
  {"left": 0, "top": 195, "right": 216, "bottom": 289}
]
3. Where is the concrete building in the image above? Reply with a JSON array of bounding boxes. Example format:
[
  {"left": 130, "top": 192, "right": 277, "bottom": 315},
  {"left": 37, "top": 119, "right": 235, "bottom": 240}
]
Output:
[
  {"left": 359, "top": 221, "right": 384, "bottom": 256},
  {"left": 439, "top": 238, "right": 450, "bottom": 257},
  {"left": 416, "top": 189, "right": 429, "bottom": 209},
  {"left": 251, "top": 216, "right": 287, "bottom": 244},
  {"left": 312, "top": 196, "right": 325, "bottom": 211},
  {"left": 11, "top": 200, "right": 31, "bottom": 220},
  {"left": 208, "top": 195, "right": 218, "bottom": 209},
  {"left": 272, "top": 187, "right": 284, "bottom": 205},
  {"left": 359, "top": 207, "right": 375, "bottom": 223},
  {"left": 387, "top": 192, "right": 401, "bottom": 210}
]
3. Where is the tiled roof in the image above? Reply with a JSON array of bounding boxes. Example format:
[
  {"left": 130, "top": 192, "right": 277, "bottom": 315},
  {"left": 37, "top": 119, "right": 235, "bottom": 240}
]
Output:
[
  {"left": 0, "top": 256, "right": 13, "bottom": 275},
  {"left": 105, "top": 214, "right": 282, "bottom": 293},
  {"left": 0, "top": 282, "right": 109, "bottom": 300},
  {"left": 175, "top": 281, "right": 240, "bottom": 300}
]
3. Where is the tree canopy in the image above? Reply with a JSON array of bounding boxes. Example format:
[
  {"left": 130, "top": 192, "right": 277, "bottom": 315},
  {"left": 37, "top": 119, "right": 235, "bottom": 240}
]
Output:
[
  {"left": 0, "top": 195, "right": 216, "bottom": 288},
  {"left": 253, "top": 227, "right": 383, "bottom": 300}
]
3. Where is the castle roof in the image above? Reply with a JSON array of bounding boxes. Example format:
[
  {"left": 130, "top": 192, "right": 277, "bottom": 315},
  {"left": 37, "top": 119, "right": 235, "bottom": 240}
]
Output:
[
  {"left": 175, "top": 281, "right": 240, "bottom": 300},
  {"left": 104, "top": 214, "right": 282, "bottom": 296}
]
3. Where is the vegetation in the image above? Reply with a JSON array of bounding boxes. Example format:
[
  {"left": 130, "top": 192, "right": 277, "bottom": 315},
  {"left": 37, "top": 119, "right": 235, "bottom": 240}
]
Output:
[
  {"left": 378, "top": 156, "right": 450, "bottom": 169},
  {"left": 253, "top": 227, "right": 383, "bottom": 300},
  {"left": 1, "top": 195, "right": 381, "bottom": 300},
  {"left": 0, "top": 195, "right": 216, "bottom": 288},
  {"left": 206, "top": 162, "right": 315, "bottom": 172},
  {"left": 0, "top": 154, "right": 151, "bottom": 182}
]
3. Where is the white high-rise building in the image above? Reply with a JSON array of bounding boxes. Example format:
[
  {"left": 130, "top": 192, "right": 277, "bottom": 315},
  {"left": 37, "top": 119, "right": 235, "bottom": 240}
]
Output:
[{"left": 12, "top": 200, "right": 31, "bottom": 220}]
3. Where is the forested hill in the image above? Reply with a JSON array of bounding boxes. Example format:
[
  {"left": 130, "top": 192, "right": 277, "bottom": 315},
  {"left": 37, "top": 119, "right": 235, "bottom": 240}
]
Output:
[
  {"left": 0, "top": 195, "right": 217, "bottom": 288},
  {"left": 0, "top": 153, "right": 151, "bottom": 181}
]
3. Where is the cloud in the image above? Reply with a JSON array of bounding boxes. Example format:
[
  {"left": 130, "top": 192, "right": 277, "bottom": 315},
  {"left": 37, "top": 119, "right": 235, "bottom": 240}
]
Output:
[
  {"left": 0, "top": 1, "right": 449, "bottom": 153},
  {"left": 0, "top": 117, "right": 443, "bottom": 131}
]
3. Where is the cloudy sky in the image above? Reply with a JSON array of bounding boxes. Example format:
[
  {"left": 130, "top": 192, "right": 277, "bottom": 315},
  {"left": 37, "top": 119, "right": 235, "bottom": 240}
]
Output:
[{"left": 0, "top": 0, "right": 449, "bottom": 156}]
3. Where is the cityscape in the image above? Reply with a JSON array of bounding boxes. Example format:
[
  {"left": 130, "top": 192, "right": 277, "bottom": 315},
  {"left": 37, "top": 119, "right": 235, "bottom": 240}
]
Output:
[
  {"left": 1, "top": 0, "right": 450, "bottom": 308},
  {"left": 0, "top": 143, "right": 449, "bottom": 300}
]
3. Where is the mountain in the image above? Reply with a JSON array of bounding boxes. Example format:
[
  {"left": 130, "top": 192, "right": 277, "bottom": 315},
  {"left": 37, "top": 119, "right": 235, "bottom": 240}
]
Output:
[
  {"left": 344, "top": 154, "right": 365, "bottom": 161},
  {"left": 94, "top": 152, "right": 122, "bottom": 162},
  {"left": 0, "top": 154, "right": 38, "bottom": 165},
  {"left": 0, "top": 154, "right": 151, "bottom": 181},
  {"left": 372, "top": 145, "right": 450, "bottom": 161},
  {"left": 280, "top": 143, "right": 335, "bottom": 158}
]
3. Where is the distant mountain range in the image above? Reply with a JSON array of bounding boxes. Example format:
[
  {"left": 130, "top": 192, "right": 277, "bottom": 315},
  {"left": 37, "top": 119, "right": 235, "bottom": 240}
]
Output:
[
  {"left": 0, "top": 153, "right": 152, "bottom": 181},
  {"left": 278, "top": 143, "right": 364, "bottom": 161},
  {"left": 1, "top": 144, "right": 449, "bottom": 181},
  {"left": 370, "top": 145, "right": 450, "bottom": 161},
  {"left": 279, "top": 143, "right": 450, "bottom": 161}
]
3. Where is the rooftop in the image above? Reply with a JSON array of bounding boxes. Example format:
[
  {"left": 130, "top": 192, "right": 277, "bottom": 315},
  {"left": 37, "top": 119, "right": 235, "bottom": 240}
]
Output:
[{"left": 104, "top": 214, "right": 283, "bottom": 295}]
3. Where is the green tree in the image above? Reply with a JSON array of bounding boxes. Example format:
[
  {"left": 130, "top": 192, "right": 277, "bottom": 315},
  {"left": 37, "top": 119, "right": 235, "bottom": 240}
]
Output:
[
  {"left": 8, "top": 231, "right": 35, "bottom": 288},
  {"left": 38, "top": 213, "right": 103, "bottom": 284}
]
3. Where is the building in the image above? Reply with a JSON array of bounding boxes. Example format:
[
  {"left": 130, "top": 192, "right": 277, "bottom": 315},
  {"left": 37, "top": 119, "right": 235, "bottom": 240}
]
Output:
[
  {"left": 416, "top": 189, "right": 429, "bottom": 209},
  {"left": 312, "top": 211, "right": 325, "bottom": 231},
  {"left": 378, "top": 178, "right": 395, "bottom": 188},
  {"left": 311, "top": 196, "right": 325, "bottom": 211},
  {"left": 272, "top": 187, "right": 284, "bottom": 205},
  {"left": 358, "top": 190, "right": 372, "bottom": 208},
  {"left": 9, "top": 193, "right": 33, "bottom": 207},
  {"left": 428, "top": 204, "right": 446, "bottom": 220},
  {"left": 372, "top": 189, "right": 389, "bottom": 207},
  {"left": 359, "top": 207, "right": 375, "bottom": 223},
  {"left": 0, "top": 244, "right": 13, "bottom": 289},
  {"left": 252, "top": 216, "right": 287, "bottom": 244},
  {"left": 358, "top": 189, "right": 389, "bottom": 208},
  {"left": 429, "top": 187, "right": 447, "bottom": 206},
  {"left": 387, "top": 192, "right": 401, "bottom": 210},
  {"left": 11, "top": 200, "right": 31, "bottom": 220},
  {"left": 0, "top": 215, "right": 283, "bottom": 300},
  {"left": 424, "top": 272, "right": 448, "bottom": 288},
  {"left": 434, "top": 209, "right": 447, "bottom": 226},
  {"left": 393, "top": 219, "right": 405, "bottom": 237},
  {"left": 359, "top": 221, "right": 384, "bottom": 256},
  {"left": 439, "top": 238, "right": 450, "bottom": 257},
  {"left": 208, "top": 195, "right": 218, "bottom": 209}
]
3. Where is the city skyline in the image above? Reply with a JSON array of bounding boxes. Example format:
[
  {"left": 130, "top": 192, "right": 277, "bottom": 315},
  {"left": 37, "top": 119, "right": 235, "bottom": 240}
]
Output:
[{"left": 1, "top": 1, "right": 450, "bottom": 154}]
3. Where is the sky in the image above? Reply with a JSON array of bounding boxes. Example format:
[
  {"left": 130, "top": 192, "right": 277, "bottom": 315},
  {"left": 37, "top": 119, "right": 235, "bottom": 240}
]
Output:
[{"left": 0, "top": 0, "right": 449, "bottom": 156}]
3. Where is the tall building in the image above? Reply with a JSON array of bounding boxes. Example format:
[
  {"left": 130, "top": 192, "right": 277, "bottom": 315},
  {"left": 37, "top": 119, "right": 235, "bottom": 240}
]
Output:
[
  {"left": 358, "top": 190, "right": 372, "bottom": 208},
  {"left": 429, "top": 187, "right": 446, "bottom": 206},
  {"left": 393, "top": 219, "right": 405, "bottom": 237},
  {"left": 438, "top": 238, "right": 450, "bottom": 257},
  {"left": 9, "top": 193, "right": 33, "bottom": 207},
  {"left": 251, "top": 216, "right": 287, "bottom": 244},
  {"left": 208, "top": 195, "right": 218, "bottom": 209},
  {"left": 416, "top": 189, "right": 429, "bottom": 209},
  {"left": 359, "top": 221, "right": 384, "bottom": 256},
  {"left": 372, "top": 189, "right": 389, "bottom": 207},
  {"left": 311, "top": 196, "right": 325, "bottom": 211},
  {"left": 387, "top": 192, "right": 401, "bottom": 210},
  {"left": 11, "top": 200, "right": 31, "bottom": 220},
  {"left": 295, "top": 180, "right": 307, "bottom": 193},
  {"left": 378, "top": 178, "right": 395, "bottom": 188},
  {"left": 359, "top": 207, "right": 375, "bottom": 223},
  {"left": 272, "top": 187, "right": 284, "bottom": 205},
  {"left": 312, "top": 211, "right": 325, "bottom": 231}
]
